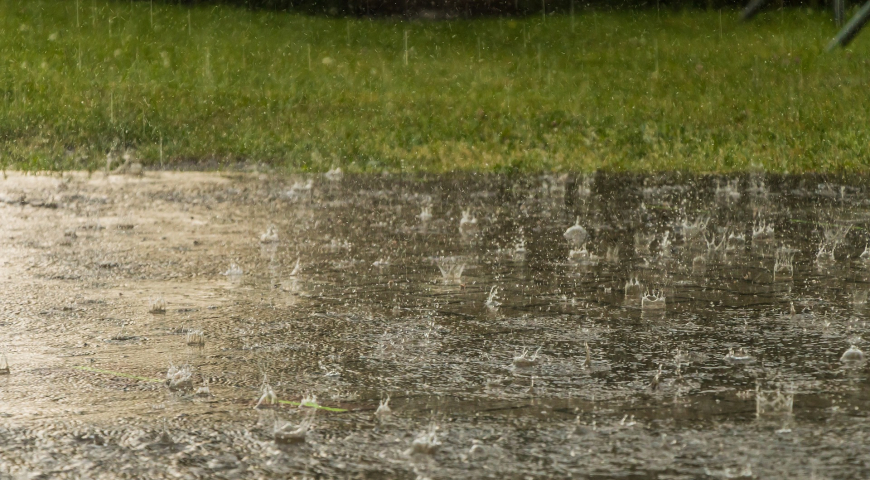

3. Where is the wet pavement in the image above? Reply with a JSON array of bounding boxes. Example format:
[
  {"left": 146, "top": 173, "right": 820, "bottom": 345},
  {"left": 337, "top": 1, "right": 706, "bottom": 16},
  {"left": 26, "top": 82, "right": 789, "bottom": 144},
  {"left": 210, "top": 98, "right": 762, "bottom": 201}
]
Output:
[{"left": 1, "top": 170, "right": 870, "bottom": 479}]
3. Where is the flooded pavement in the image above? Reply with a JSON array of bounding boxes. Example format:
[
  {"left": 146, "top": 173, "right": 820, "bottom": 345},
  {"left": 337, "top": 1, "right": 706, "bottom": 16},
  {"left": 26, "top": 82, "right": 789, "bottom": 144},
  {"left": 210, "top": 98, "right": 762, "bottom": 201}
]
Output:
[{"left": 2, "top": 170, "right": 870, "bottom": 479}]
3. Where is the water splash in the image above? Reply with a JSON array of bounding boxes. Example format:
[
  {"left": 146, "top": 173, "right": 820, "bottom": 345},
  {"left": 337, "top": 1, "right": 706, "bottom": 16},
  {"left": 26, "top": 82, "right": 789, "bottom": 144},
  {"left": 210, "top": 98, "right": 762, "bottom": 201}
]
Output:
[
  {"left": 259, "top": 225, "right": 279, "bottom": 243},
  {"left": 111, "top": 324, "right": 134, "bottom": 341},
  {"left": 417, "top": 206, "right": 433, "bottom": 223},
  {"left": 148, "top": 296, "right": 166, "bottom": 314},
  {"left": 223, "top": 263, "right": 243, "bottom": 279},
  {"left": 568, "top": 245, "right": 599, "bottom": 265},
  {"left": 375, "top": 396, "right": 392, "bottom": 419},
  {"left": 641, "top": 289, "right": 666, "bottom": 310},
  {"left": 485, "top": 286, "right": 501, "bottom": 310},
  {"left": 274, "top": 412, "right": 314, "bottom": 444},
  {"left": 625, "top": 277, "right": 643, "bottom": 305},
  {"left": 185, "top": 329, "right": 205, "bottom": 347},
  {"left": 512, "top": 347, "right": 541, "bottom": 368},
  {"left": 435, "top": 256, "right": 466, "bottom": 284},
  {"left": 289, "top": 258, "right": 302, "bottom": 276},
  {"left": 324, "top": 167, "right": 343, "bottom": 181},
  {"left": 715, "top": 179, "right": 741, "bottom": 201},
  {"left": 649, "top": 364, "right": 663, "bottom": 391},
  {"left": 818, "top": 223, "right": 851, "bottom": 260},
  {"left": 299, "top": 392, "right": 319, "bottom": 410},
  {"left": 564, "top": 217, "right": 588, "bottom": 248},
  {"left": 850, "top": 290, "right": 868, "bottom": 305},
  {"left": 681, "top": 216, "right": 709, "bottom": 242},
  {"left": 407, "top": 423, "right": 441, "bottom": 455},
  {"left": 774, "top": 247, "right": 796, "bottom": 279},
  {"left": 705, "top": 231, "right": 728, "bottom": 258},
  {"left": 605, "top": 245, "right": 619, "bottom": 264},
  {"left": 372, "top": 258, "right": 390, "bottom": 267},
  {"left": 725, "top": 347, "right": 755, "bottom": 365},
  {"left": 840, "top": 345, "right": 865, "bottom": 363},
  {"left": 816, "top": 242, "right": 834, "bottom": 262},
  {"left": 755, "top": 387, "right": 794, "bottom": 417},
  {"left": 658, "top": 231, "right": 672, "bottom": 257},
  {"left": 459, "top": 209, "right": 478, "bottom": 237},
  {"left": 283, "top": 179, "right": 314, "bottom": 201},
  {"left": 747, "top": 178, "right": 769, "bottom": 197},
  {"left": 752, "top": 220, "right": 775, "bottom": 241},
  {"left": 255, "top": 383, "right": 278, "bottom": 408},
  {"left": 195, "top": 380, "right": 211, "bottom": 397},
  {"left": 726, "top": 232, "right": 746, "bottom": 252},
  {"left": 326, "top": 238, "right": 351, "bottom": 252},
  {"left": 634, "top": 232, "right": 654, "bottom": 255},
  {"left": 166, "top": 364, "right": 193, "bottom": 391}
]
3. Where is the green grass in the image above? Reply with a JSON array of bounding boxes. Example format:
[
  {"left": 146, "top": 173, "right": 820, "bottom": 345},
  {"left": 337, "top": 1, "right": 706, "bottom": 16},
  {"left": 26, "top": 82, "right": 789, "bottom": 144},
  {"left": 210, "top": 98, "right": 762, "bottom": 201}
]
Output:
[{"left": 2, "top": 1, "right": 870, "bottom": 172}]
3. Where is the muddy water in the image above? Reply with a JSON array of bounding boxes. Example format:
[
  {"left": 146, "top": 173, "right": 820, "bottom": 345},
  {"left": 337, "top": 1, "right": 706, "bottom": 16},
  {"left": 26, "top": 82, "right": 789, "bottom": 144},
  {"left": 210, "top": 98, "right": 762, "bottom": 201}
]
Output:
[{"left": 1, "top": 171, "right": 870, "bottom": 479}]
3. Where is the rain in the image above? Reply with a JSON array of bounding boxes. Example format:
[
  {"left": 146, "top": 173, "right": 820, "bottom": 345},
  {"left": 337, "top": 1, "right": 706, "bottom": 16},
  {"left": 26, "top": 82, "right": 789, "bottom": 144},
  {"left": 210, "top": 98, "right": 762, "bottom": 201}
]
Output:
[
  {"left": 2, "top": 172, "right": 870, "bottom": 477},
  {"left": 3, "top": 0, "right": 870, "bottom": 478}
]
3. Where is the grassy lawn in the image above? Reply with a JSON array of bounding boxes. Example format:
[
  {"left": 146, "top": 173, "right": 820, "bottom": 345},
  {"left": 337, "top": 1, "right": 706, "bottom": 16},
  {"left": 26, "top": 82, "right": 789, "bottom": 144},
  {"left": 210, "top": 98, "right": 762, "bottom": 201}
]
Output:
[{"left": 2, "top": 1, "right": 869, "bottom": 172}]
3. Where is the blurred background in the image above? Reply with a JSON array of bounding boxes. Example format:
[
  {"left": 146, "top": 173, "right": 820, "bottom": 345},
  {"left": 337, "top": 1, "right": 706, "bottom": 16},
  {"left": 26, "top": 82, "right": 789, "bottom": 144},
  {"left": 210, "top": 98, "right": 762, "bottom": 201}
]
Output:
[{"left": 165, "top": 0, "right": 834, "bottom": 16}]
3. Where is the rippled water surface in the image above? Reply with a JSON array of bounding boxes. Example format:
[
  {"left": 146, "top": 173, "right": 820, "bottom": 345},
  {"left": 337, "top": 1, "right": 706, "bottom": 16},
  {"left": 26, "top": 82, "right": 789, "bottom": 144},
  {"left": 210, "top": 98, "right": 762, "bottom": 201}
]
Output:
[{"left": 2, "top": 171, "right": 870, "bottom": 479}]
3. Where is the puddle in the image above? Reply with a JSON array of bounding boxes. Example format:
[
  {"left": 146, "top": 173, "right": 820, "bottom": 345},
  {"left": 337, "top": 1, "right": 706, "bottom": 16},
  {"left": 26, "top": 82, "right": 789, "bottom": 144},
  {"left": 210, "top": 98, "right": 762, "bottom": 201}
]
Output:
[{"left": 1, "top": 171, "right": 870, "bottom": 478}]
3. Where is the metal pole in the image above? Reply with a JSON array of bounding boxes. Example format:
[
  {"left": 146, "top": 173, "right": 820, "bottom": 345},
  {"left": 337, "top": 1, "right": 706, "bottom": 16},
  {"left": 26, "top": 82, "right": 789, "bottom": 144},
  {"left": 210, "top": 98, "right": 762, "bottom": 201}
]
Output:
[
  {"left": 741, "top": 0, "right": 769, "bottom": 21},
  {"left": 828, "top": 0, "right": 870, "bottom": 49}
]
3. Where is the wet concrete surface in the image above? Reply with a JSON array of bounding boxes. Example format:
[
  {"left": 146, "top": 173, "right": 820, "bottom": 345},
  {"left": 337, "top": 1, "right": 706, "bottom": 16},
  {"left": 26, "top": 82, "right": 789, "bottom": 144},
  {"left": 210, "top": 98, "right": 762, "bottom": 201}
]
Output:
[{"left": 1, "top": 171, "right": 870, "bottom": 479}]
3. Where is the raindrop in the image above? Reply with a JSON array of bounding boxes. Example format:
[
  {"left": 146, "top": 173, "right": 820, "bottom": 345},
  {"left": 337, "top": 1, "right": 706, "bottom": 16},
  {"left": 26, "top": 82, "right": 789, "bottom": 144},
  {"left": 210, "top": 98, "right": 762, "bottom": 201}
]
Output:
[
  {"left": 641, "top": 289, "right": 666, "bottom": 310},
  {"left": 166, "top": 364, "right": 193, "bottom": 391},
  {"left": 756, "top": 388, "right": 794, "bottom": 417},
  {"left": 185, "top": 329, "right": 205, "bottom": 347},
  {"left": 274, "top": 413, "right": 314, "bottom": 444},
  {"left": 148, "top": 296, "right": 166, "bottom": 314},
  {"left": 459, "top": 209, "right": 478, "bottom": 237},
  {"left": 435, "top": 256, "right": 466, "bottom": 284},
  {"left": 774, "top": 247, "right": 796, "bottom": 279},
  {"left": 563, "top": 217, "right": 588, "bottom": 248},
  {"left": 724, "top": 348, "right": 755, "bottom": 365},
  {"left": 375, "top": 396, "right": 392, "bottom": 419},
  {"left": 840, "top": 345, "right": 865, "bottom": 363},
  {"left": 255, "top": 383, "right": 278, "bottom": 408},
  {"left": 485, "top": 286, "right": 501, "bottom": 310},
  {"left": 259, "top": 225, "right": 279, "bottom": 243},
  {"left": 407, "top": 423, "right": 441, "bottom": 455},
  {"left": 417, "top": 206, "right": 433, "bottom": 223},
  {"left": 512, "top": 347, "right": 541, "bottom": 368}
]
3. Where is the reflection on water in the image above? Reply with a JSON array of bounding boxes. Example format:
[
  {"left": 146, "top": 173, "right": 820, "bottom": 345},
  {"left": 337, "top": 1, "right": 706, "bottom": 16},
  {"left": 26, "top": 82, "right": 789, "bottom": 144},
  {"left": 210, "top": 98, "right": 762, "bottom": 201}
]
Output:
[{"left": 1, "top": 172, "right": 870, "bottom": 478}]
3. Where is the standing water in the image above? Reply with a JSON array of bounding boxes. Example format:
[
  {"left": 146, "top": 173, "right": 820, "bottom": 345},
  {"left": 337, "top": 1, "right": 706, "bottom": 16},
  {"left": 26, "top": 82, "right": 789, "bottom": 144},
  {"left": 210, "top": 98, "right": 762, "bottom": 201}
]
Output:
[{"left": 1, "top": 172, "right": 870, "bottom": 478}]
